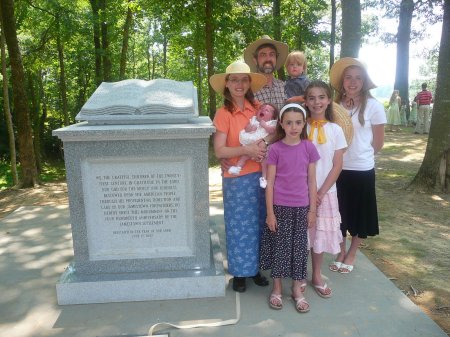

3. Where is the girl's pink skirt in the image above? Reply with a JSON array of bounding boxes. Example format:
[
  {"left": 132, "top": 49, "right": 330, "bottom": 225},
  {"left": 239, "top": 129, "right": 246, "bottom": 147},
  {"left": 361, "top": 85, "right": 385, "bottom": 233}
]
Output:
[{"left": 309, "top": 191, "right": 343, "bottom": 254}]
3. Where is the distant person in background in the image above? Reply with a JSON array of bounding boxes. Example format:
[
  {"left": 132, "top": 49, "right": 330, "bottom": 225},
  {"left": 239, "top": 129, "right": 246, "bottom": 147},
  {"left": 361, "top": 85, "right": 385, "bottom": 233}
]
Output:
[
  {"left": 386, "top": 90, "right": 402, "bottom": 132},
  {"left": 400, "top": 104, "right": 408, "bottom": 127},
  {"left": 284, "top": 51, "right": 310, "bottom": 104},
  {"left": 414, "top": 83, "right": 433, "bottom": 134},
  {"left": 409, "top": 101, "right": 418, "bottom": 126},
  {"left": 244, "top": 35, "right": 289, "bottom": 111}
]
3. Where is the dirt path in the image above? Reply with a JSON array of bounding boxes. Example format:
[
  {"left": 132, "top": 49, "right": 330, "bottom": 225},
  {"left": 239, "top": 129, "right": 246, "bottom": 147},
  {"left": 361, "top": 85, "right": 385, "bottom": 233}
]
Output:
[{"left": 0, "top": 127, "right": 448, "bottom": 333}]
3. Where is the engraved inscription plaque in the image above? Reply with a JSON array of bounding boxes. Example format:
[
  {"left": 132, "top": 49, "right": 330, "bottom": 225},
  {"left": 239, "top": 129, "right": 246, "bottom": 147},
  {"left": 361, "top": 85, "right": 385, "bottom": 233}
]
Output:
[{"left": 81, "top": 157, "right": 193, "bottom": 261}]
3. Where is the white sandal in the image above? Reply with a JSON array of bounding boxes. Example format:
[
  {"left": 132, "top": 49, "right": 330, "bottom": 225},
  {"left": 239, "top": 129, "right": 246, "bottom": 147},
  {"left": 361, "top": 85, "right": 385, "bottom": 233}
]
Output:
[
  {"left": 329, "top": 261, "right": 342, "bottom": 272},
  {"left": 338, "top": 263, "right": 354, "bottom": 274},
  {"left": 269, "top": 293, "right": 282, "bottom": 310},
  {"left": 291, "top": 295, "right": 310, "bottom": 313},
  {"left": 313, "top": 283, "right": 332, "bottom": 298}
]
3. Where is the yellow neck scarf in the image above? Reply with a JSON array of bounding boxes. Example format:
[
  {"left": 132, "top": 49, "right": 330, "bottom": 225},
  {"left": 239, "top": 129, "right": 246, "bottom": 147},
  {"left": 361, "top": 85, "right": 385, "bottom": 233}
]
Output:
[{"left": 308, "top": 119, "right": 328, "bottom": 144}]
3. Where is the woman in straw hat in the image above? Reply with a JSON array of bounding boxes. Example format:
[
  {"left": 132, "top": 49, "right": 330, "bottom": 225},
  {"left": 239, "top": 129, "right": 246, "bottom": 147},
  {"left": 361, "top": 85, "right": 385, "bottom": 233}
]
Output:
[
  {"left": 210, "top": 60, "right": 270, "bottom": 292},
  {"left": 329, "top": 58, "right": 386, "bottom": 274}
]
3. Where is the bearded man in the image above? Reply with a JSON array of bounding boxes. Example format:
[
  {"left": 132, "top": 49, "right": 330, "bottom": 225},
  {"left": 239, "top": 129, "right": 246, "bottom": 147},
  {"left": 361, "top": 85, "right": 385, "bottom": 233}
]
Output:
[{"left": 244, "top": 36, "right": 289, "bottom": 111}]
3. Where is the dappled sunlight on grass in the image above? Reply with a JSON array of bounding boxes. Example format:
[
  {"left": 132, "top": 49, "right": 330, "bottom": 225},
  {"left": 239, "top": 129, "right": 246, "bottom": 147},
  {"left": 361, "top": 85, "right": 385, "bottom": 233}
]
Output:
[
  {"left": 0, "top": 160, "right": 66, "bottom": 190},
  {"left": 368, "top": 128, "right": 449, "bottom": 332},
  {"left": 398, "top": 153, "right": 426, "bottom": 162},
  {"left": 379, "top": 171, "right": 414, "bottom": 179}
]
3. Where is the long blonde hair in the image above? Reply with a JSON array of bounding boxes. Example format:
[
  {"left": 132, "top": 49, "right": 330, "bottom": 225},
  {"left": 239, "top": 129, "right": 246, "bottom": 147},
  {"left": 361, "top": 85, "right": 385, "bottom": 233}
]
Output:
[{"left": 334, "top": 65, "right": 374, "bottom": 126}]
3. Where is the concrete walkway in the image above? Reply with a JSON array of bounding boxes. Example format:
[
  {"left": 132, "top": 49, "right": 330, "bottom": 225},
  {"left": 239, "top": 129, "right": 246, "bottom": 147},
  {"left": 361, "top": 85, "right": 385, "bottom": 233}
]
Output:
[{"left": 0, "top": 168, "right": 447, "bottom": 337}]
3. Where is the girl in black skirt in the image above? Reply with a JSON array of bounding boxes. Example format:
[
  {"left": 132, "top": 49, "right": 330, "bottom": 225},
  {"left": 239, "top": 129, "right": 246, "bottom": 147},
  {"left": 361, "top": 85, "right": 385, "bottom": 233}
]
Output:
[{"left": 328, "top": 58, "right": 386, "bottom": 274}]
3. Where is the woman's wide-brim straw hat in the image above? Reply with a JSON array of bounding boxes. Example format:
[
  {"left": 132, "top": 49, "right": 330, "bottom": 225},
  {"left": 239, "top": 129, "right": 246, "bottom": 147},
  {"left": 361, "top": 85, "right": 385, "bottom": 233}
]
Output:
[
  {"left": 329, "top": 57, "right": 376, "bottom": 92},
  {"left": 332, "top": 102, "right": 354, "bottom": 146},
  {"left": 244, "top": 35, "right": 289, "bottom": 72},
  {"left": 209, "top": 61, "right": 267, "bottom": 94}
]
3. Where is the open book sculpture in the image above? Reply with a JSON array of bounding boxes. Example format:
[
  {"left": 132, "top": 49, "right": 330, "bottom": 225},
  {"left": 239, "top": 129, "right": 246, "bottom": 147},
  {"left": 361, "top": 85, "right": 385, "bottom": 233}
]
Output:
[{"left": 76, "top": 79, "right": 199, "bottom": 124}]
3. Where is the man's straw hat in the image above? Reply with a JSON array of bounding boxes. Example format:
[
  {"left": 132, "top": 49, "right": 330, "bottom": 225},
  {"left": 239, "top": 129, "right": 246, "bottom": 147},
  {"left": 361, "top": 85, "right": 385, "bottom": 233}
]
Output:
[
  {"left": 244, "top": 35, "right": 289, "bottom": 72},
  {"left": 209, "top": 61, "right": 267, "bottom": 94}
]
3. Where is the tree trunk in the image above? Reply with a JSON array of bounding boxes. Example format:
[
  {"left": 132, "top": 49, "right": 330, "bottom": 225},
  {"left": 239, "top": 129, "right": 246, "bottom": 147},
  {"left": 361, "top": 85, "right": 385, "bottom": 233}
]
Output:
[
  {"left": 162, "top": 34, "right": 167, "bottom": 78},
  {"left": 37, "top": 70, "right": 48, "bottom": 159},
  {"left": 74, "top": 54, "right": 90, "bottom": 114},
  {"left": 151, "top": 48, "right": 156, "bottom": 79},
  {"left": 205, "top": 0, "right": 216, "bottom": 119},
  {"left": 340, "top": 0, "right": 361, "bottom": 58},
  {"left": 27, "top": 71, "right": 42, "bottom": 174},
  {"left": 410, "top": 0, "right": 450, "bottom": 192},
  {"left": 394, "top": 0, "right": 414, "bottom": 120},
  {"left": 146, "top": 40, "right": 151, "bottom": 80},
  {"left": 330, "top": 0, "right": 336, "bottom": 67},
  {"left": 273, "top": 0, "right": 285, "bottom": 80},
  {"left": 56, "top": 15, "right": 69, "bottom": 126},
  {"left": 194, "top": 21, "right": 203, "bottom": 116},
  {"left": 99, "top": 0, "right": 111, "bottom": 81},
  {"left": 296, "top": 5, "right": 304, "bottom": 51},
  {"left": 0, "top": 0, "right": 38, "bottom": 188},
  {"left": 119, "top": 1, "right": 133, "bottom": 80},
  {"left": 131, "top": 27, "right": 136, "bottom": 78},
  {"left": 1, "top": 21, "right": 18, "bottom": 186},
  {"left": 90, "top": 0, "right": 102, "bottom": 86}
]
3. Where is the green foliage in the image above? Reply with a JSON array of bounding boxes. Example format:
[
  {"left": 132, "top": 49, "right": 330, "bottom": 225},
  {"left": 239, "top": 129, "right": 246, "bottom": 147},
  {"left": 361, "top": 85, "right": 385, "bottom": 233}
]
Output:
[
  {"left": 0, "top": 159, "right": 66, "bottom": 190},
  {"left": 0, "top": 0, "right": 442, "bottom": 162},
  {"left": 0, "top": 161, "right": 12, "bottom": 189},
  {"left": 39, "top": 159, "right": 66, "bottom": 182}
]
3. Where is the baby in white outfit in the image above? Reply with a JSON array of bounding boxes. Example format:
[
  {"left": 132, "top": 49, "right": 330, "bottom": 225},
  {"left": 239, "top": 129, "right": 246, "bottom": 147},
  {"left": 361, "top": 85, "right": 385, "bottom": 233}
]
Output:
[{"left": 228, "top": 103, "right": 278, "bottom": 188}]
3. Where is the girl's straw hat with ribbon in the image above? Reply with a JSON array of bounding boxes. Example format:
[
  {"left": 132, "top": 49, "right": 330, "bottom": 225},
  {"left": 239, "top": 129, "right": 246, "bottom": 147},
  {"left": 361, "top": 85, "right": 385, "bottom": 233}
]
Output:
[
  {"left": 332, "top": 102, "right": 354, "bottom": 145},
  {"left": 329, "top": 57, "right": 376, "bottom": 93}
]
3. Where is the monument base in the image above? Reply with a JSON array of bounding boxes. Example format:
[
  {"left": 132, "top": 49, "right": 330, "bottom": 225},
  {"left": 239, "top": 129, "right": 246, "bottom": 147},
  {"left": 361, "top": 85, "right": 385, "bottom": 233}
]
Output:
[{"left": 56, "top": 233, "right": 225, "bottom": 305}]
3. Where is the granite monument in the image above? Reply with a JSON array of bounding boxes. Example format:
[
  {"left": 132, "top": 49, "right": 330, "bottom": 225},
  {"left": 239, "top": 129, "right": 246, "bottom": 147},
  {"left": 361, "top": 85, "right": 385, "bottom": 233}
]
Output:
[{"left": 53, "top": 79, "right": 224, "bottom": 305}]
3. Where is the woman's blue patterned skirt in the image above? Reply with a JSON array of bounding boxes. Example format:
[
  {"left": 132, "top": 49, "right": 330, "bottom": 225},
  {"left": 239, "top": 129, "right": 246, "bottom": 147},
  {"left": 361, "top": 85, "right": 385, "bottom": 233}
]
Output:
[{"left": 223, "top": 172, "right": 266, "bottom": 277}]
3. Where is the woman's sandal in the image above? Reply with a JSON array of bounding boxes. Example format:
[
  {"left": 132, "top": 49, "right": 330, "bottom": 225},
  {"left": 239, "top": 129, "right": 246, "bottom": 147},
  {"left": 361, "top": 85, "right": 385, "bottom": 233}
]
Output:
[
  {"left": 338, "top": 263, "right": 354, "bottom": 274},
  {"left": 269, "top": 293, "right": 283, "bottom": 310},
  {"left": 313, "top": 283, "right": 332, "bottom": 298},
  {"left": 291, "top": 295, "right": 310, "bottom": 313},
  {"left": 329, "top": 261, "right": 342, "bottom": 272},
  {"left": 299, "top": 281, "right": 307, "bottom": 293}
]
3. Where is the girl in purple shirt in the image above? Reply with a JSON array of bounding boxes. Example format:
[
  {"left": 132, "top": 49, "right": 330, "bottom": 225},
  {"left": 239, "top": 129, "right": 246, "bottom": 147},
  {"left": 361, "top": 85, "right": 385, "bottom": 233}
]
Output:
[{"left": 260, "top": 103, "right": 320, "bottom": 313}]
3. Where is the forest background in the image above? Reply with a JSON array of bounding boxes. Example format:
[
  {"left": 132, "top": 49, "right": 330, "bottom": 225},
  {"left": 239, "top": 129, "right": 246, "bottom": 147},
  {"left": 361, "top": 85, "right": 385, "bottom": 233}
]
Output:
[{"left": 1, "top": 0, "right": 449, "bottom": 191}]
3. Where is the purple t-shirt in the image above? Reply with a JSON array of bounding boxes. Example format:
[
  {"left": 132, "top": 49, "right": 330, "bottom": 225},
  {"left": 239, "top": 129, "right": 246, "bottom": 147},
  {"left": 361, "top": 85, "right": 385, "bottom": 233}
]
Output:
[{"left": 267, "top": 140, "right": 320, "bottom": 207}]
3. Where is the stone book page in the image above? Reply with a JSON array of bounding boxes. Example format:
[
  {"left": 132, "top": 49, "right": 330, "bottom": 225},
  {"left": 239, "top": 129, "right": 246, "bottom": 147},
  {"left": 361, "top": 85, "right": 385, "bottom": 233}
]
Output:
[{"left": 77, "top": 79, "right": 198, "bottom": 121}]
